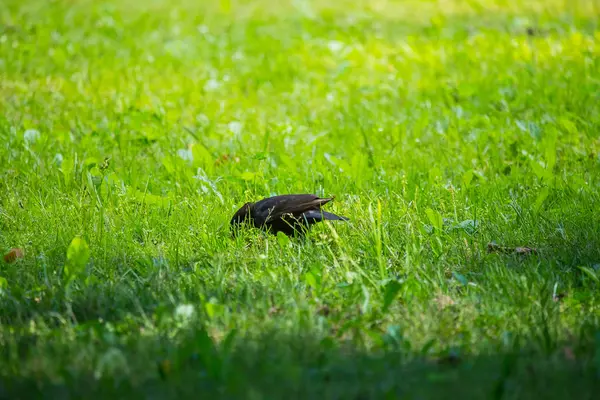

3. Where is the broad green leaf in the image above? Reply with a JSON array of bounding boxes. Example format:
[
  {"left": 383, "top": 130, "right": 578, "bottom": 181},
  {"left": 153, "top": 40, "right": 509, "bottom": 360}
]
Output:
[
  {"left": 428, "top": 167, "right": 442, "bottom": 185},
  {"left": 304, "top": 271, "right": 317, "bottom": 289},
  {"left": 205, "top": 302, "right": 222, "bottom": 319},
  {"left": 462, "top": 169, "right": 474, "bottom": 187},
  {"left": 324, "top": 153, "right": 351, "bottom": 173},
  {"left": 277, "top": 231, "right": 290, "bottom": 247},
  {"left": 578, "top": 266, "right": 599, "bottom": 284},
  {"left": 544, "top": 131, "right": 557, "bottom": 171},
  {"left": 534, "top": 187, "right": 550, "bottom": 211},
  {"left": 531, "top": 160, "right": 553, "bottom": 181},
  {"left": 253, "top": 152, "right": 268, "bottom": 160},
  {"left": 558, "top": 117, "right": 577, "bottom": 136},
  {"left": 66, "top": 237, "right": 90, "bottom": 276},
  {"left": 240, "top": 171, "right": 255, "bottom": 181},
  {"left": 545, "top": 147, "right": 557, "bottom": 171},
  {"left": 452, "top": 272, "right": 468, "bottom": 286},
  {"left": 85, "top": 275, "right": 100, "bottom": 287},
  {"left": 130, "top": 189, "right": 170, "bottom": 207},
  {"left": 361, "top": 284, "right": 371, "bottom": 314},
  {"left": 84, "top": 157, "right": 98, "bottom": 169},
  {"left": 425, "top": 208, "right": 443, "bottom": 231},
  {"left": 192, "top": 142, "right": 213, "bottom": 167},
  {"left": 221, "top": 328, "right": 238, "bottom": 354},
  {"left": 220, "top": 0, "right": 231, "bottom": 13},
  {"left": 61, "top": 156, "right": 74, "bottom": 182},
  {"left": 162, "top": 157, "right": 175, "bottom": 174},
  {"left": 455, "top": 219, "right": 479, "bottom": 234},
  {"left": 382, "top": 280, "right": 402, "bottom": 312}
]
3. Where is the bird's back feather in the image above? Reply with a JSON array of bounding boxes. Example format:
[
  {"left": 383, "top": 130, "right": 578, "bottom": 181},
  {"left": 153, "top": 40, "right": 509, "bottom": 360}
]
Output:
[{"left": 254, "top": 194, "right": 333, "bottom": 222}]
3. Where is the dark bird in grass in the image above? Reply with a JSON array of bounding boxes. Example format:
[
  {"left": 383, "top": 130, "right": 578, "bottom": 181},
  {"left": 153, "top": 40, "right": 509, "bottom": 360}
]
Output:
[{"left": 230, "top": 194, "right": 349, "bottom": 236}]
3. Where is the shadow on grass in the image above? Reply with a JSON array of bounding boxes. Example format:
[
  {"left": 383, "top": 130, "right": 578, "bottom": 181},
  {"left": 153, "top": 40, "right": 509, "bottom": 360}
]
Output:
[
  {"left": 0, "top": 325, "right": 598, "bottom": 400},
  {"left": 0, "top": 233, "right": 599, "bottom": 400}
]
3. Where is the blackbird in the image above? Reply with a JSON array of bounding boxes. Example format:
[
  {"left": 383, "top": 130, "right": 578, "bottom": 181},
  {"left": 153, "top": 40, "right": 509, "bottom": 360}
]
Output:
[{"left": 230, "top": 194, "right": 348, "bottom": 236}]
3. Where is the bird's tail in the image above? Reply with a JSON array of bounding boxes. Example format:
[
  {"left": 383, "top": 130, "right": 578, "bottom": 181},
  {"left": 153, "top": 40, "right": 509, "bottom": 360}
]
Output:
[
  {"left": 302, "top": 210, "right": 349, "bottom": 222},
  {"left": 321, "top": 211, "right": 349, "bottom": 221}
]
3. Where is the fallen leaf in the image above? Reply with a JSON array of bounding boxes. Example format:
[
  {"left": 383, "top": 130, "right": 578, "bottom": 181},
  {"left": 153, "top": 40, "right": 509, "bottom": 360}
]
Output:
[
  {"left": 526, "top": 27, "right": 538, "bottom": 36},
  {"left": 268, "top": 306, "right": 281, "bottom": 316},
  {"left": 215, "top": 154, "right": 229, "bottom": 165},
  {"left": 317, "top": 305, "right": 331, "bottom": 316},
  {"left": 215, "top": 154, "right": 240, "bottom": 165},
  {"left": 157, "top": 359, "right": 171, "bottom": 380},
  {"left": 514, "top": 246, "right": 537, "bottom": 255},
  {"left": 487, "top": 242, "right": 538, "bottom": 256},
  {"left": 434, "top": 294, "right": 455, "bottom": 310},
  {"left": 435, "top": 351, "right": 461, "bottom": 367},
  {"left": 562, "top": 346, "right": 576, "bottom": 361},
  {"left": 3, "top": 248, "right": 24, "bottom": 263},
  {"left": 553, "top": 292, "right": 567, "bottom": 302}
]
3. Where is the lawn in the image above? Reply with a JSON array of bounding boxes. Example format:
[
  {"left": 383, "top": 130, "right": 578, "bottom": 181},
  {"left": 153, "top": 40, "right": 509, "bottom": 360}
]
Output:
[{"left": 1, "top": 0, "right": 600, "bottom": 398}]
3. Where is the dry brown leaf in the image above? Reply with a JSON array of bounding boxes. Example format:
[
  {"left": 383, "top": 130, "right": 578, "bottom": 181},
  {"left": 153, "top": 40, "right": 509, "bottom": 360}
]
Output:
[
  {"left": 3, "top": 248, "right": 24, "bottom": 263},
  {"left": 487, "top": 242, "right": 538, "bottom": 256},
  {"left": 553, "top": 292, "right": 567, "bottom": 302},
  {"left": 215, "top": 154, "right": 240, "bottom": 165},
  {"left": 268, "top": 306, "right": 282, "bottom": 316},
  {"left": 157, "top": 359, "right": 172, "bottom": 380},
  {"left": 317, "top": 305, "right": 331, "bottom": 316},
  {"left": 435, "top": 352, "right": 461, "bottom": 367},
  {"left": 434, "top": 294, "right": 455, "bottom": 310},
  {"left": 514, "top": 246, "right": 538, "bottom": 255},
  {"left": 563, "top": 346, "right": 576, "bottom": 361}
]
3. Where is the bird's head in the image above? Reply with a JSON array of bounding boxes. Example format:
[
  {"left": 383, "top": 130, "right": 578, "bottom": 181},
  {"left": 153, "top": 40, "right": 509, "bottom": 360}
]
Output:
[{"left": 230, "top": 202, "right": 255, "bottom": 235}]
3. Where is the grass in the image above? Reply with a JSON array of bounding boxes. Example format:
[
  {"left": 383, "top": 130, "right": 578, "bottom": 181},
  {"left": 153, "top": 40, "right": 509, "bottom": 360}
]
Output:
[{"left": 1, "top": 0, "right": 600, "bottom": 397}]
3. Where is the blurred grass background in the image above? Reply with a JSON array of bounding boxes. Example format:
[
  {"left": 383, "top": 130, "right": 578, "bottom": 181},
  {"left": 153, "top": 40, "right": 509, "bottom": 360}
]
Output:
[{"left": 1, "top": 0, "right": 599, "bottom": 398}]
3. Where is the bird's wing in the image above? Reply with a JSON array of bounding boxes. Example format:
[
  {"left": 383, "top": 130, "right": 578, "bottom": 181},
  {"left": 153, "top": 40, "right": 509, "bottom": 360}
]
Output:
[{"left": 258, "top": 195, "right": 334, "bottom": 221}]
